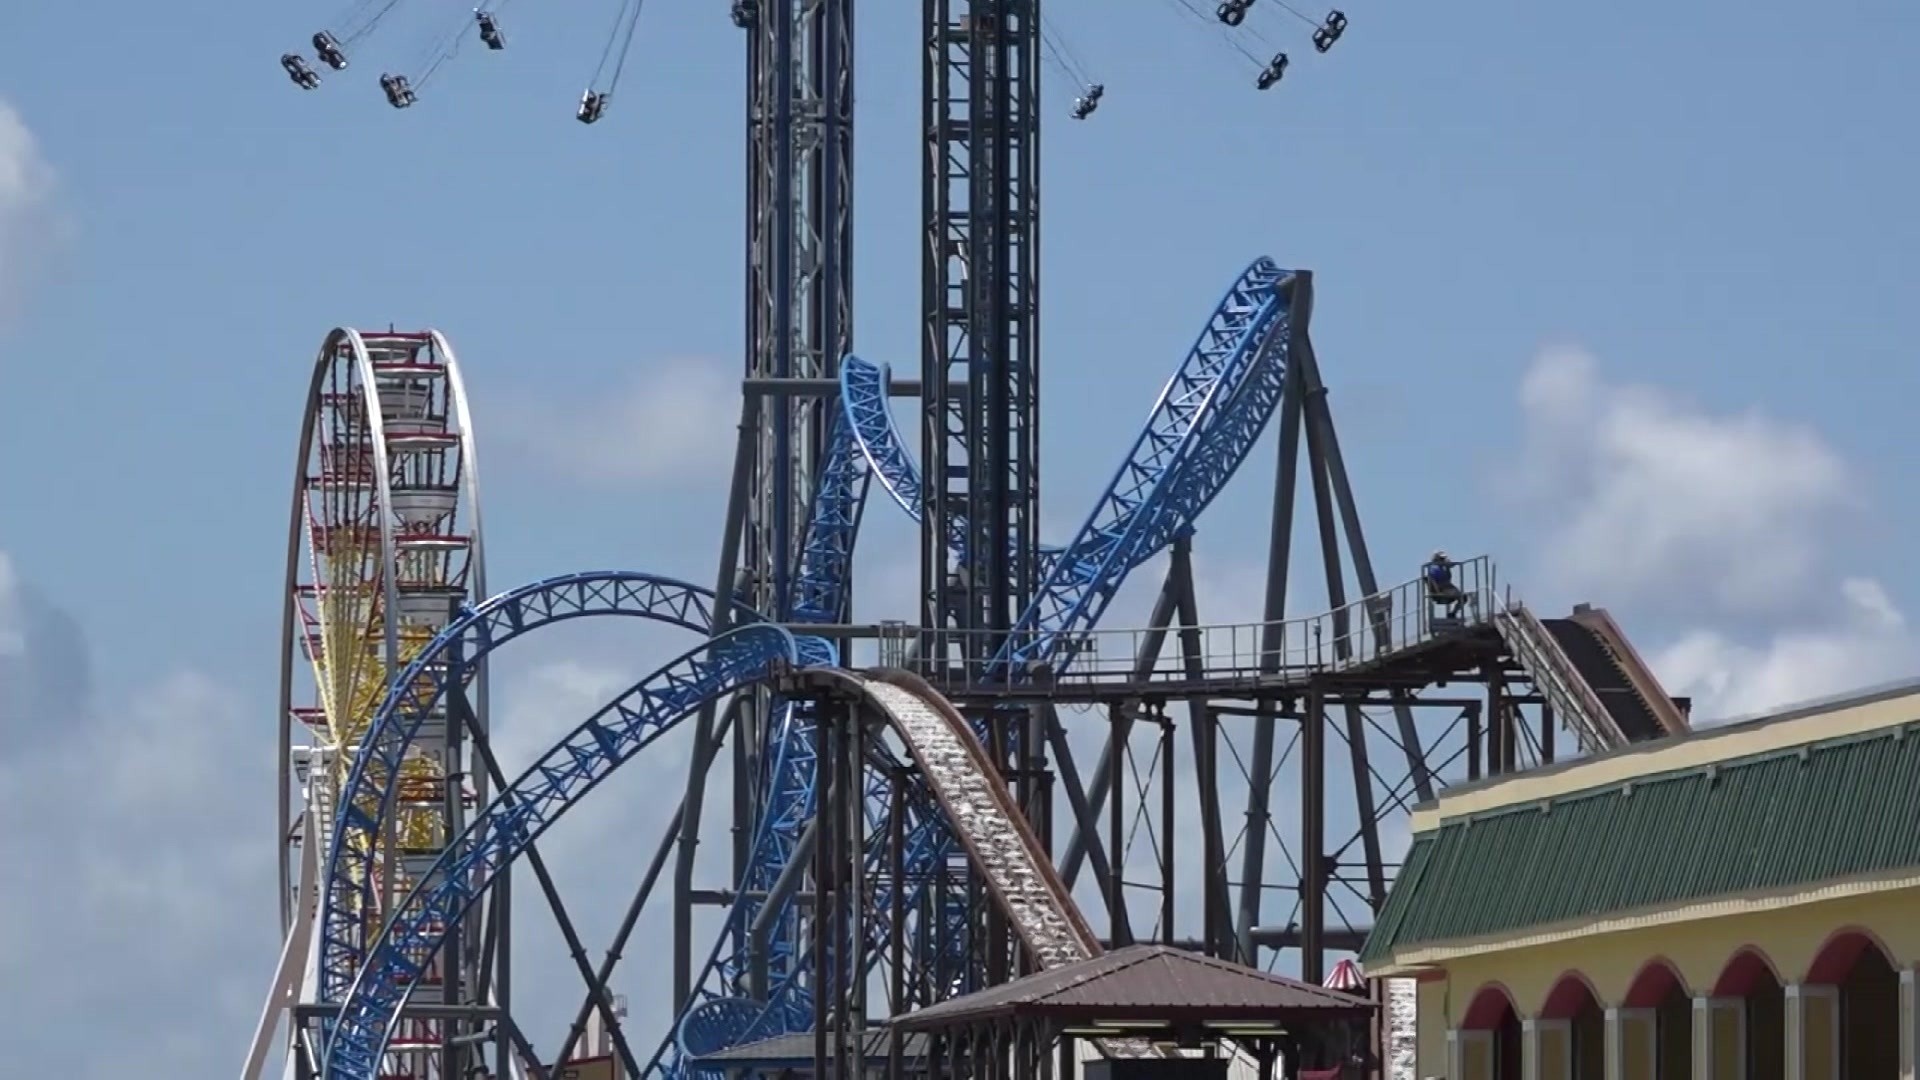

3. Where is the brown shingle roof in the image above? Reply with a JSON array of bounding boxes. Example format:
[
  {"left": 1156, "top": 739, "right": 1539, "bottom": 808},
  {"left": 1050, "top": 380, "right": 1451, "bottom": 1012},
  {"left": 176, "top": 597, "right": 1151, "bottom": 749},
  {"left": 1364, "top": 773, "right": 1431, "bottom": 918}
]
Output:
[{"left": 893, "top": 945, "right": 1375, "bottom": 1030}]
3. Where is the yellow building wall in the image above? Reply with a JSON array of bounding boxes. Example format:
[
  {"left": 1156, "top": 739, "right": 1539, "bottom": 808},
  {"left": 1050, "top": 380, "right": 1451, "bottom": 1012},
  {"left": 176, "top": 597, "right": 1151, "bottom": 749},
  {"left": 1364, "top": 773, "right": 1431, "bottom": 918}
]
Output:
[
  {"left": 1462, "top": 1035, "right": 1492, "bottom": 1078},
  {"left": 1622, "top": 1013, "right": 1654, "bottom": 1080},
  {"left": 1709, "top": 1005, "right": 1741, "bottom": 1080},
  {"left": 1538, "top": 1024, "right": 1571, "bottom": 1080},
  {"left": 1411, "top": 884, "right": 1920, "bottom": 1075},
  {"left": 1802, "top": 990, "right": 1837, "bottom": 1079},
  {"left": 1418, "top": 981, "right": 1447, "bottom": 1075}
]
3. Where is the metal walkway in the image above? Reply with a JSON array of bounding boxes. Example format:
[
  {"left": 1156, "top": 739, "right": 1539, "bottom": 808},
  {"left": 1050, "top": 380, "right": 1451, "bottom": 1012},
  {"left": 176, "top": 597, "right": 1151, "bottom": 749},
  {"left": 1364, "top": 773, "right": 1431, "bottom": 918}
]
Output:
[
  {"left": 870, "top": 556, "right": 1510, "bottom": 697},
  {"left": 846, "top": 557, "right": 1689, "bottom": 755}
]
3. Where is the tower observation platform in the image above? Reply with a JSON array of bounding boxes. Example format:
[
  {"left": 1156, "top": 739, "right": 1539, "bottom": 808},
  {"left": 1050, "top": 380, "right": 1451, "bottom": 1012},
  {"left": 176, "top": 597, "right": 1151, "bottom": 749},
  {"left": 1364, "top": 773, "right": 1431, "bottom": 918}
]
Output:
[{"left": 796, "top": 554, "right": 1689, "bottom": 752}]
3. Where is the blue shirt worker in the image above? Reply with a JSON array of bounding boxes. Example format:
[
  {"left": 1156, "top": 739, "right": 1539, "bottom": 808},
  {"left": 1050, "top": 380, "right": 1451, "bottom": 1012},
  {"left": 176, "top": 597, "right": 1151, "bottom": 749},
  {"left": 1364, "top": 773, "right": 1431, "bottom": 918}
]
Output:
[{"left": 1423, "top": 549, "right": 1465, "bottom": 618}]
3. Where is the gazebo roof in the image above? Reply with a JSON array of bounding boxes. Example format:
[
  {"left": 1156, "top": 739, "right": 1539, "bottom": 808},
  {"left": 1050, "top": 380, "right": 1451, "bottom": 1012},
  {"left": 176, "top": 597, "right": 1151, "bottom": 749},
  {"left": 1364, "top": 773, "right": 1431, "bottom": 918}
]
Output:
[
  {"left": 894, "top": 944, "right": 1374, "bottom": 1030},
  {"left": 689, "top": 1024, "right": 930, "bottom": 1067}
]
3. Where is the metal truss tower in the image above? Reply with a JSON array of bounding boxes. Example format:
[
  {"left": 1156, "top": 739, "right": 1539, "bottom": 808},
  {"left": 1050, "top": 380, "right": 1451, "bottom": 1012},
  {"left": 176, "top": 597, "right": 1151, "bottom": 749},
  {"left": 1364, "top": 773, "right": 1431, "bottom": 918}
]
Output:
[
  {"left": 259, "top": 4, "right": 1700, "bottom": 1076},
  {"left": 672, "top": 0, "right": 857, "bottom": 1013},
  {"left": 915, "top": 0, "right": 1043, "bottom": 1001},
  {"left": 921, "top": 0, "right": 1041, "bottom": 656}
]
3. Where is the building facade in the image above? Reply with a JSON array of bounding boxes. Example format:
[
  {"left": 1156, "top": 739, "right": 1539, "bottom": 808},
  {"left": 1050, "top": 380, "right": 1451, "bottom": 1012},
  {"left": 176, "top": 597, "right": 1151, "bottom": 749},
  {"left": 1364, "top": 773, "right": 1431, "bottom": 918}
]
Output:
[{"left": 1360, "top": 680, "right": 1920, "bottom": 1080}]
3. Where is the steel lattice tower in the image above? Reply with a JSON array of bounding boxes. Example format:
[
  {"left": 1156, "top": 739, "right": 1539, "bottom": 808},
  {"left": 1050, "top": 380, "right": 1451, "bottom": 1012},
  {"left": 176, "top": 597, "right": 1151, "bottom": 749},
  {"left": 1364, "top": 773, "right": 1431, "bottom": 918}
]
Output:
[
  {"left": 922, "top": 0, "right": 1041, "bottom": 658},
  {"left": 255, "top": 5, "right": 1706, "bottom": 1078},
  {"left": 672, "top": 0, "right": 858, "bottom": 1010},
  {"left": 913, "top": 0, "right": 1046, "bottom": 1002}
]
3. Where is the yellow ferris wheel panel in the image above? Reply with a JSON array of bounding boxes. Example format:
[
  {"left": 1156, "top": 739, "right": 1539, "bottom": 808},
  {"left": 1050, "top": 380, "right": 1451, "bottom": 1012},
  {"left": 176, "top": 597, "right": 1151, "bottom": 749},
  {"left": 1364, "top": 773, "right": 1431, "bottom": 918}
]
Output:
[{"left": 274, "top": 328, "right": 488, "bottom": 1076}]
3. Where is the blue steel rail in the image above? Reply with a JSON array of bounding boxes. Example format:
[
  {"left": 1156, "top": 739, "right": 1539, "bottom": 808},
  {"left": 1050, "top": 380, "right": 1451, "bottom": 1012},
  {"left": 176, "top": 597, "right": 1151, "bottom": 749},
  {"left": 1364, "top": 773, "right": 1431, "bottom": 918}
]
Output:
[
  {"left": 324, "top": 624, "right": 826, "bottom": 1080},
  {"left": 679, "top": 257, "right": 1297, "bottom": 1059},
  {"left": 315, "top": 571, "right": 767, "bottom": 1008},
  {"left": 316, "top": 258, "right": 1304, "bottom": 1077}
]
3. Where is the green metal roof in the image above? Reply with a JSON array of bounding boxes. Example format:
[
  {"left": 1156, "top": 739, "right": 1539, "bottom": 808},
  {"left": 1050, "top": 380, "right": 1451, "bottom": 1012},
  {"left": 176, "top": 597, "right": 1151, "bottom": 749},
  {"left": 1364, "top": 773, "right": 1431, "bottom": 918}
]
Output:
[{"left": 1360, "top": 719, "right": 1920, "bottom": 966}]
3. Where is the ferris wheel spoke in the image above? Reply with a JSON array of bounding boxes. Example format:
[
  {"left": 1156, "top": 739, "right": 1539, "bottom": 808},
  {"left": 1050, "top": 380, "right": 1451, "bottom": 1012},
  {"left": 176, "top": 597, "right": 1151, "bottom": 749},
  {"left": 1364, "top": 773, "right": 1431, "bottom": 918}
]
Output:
[{"left": 271, "top": 327, "right": 488, "bottom": 1080}]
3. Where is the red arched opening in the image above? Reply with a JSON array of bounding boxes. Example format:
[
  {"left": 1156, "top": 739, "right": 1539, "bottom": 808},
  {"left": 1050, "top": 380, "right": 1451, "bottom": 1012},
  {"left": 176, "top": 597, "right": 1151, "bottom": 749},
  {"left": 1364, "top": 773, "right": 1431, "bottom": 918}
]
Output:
[
  {"left": 1806, "top": 928, "right": 1900, "bottom": 1080},
  {"left": 1711, "top": 947, "right": 1781, "bottom": 997},
  {"left": 1623, "top": 958, "right": 1691, "bottom": 1078},
  {"left": 1711, "top": 948, "right": 1785, "bottom": 1080},
  {"left": 1460, "top": 984, "right": 1522, "bottom": 1080},
  {"left": 1538, "top": 973, "right": 1604, "bottom": 1080},
  {"left": 1804, "top": 927, "right": 1895, "bottom": 984},
  {"left": 1621, "top": 958, "right": 1686, "bottom": 1007},
  {"left": 1461, "top": 984, "right": 1519, "bottom": 1030}
]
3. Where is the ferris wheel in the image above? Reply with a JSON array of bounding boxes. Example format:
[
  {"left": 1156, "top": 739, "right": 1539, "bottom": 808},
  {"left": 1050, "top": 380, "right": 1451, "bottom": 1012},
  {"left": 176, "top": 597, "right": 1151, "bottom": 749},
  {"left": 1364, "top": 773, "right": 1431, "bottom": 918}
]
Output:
[{"left": 250, "top": 328, "right": 489, "bottom": 1079}]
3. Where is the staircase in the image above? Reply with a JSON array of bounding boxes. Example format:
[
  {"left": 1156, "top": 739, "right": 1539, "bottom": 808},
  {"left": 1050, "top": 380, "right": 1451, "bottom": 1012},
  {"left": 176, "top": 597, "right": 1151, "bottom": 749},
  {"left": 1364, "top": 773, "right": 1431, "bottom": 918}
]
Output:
[
  {"left": 1493, "top": 606, "right": 1624, "bottom": 753},
  {"left": 1566, "top": 599, "right": 1689, "bottom": 734},
  {"left": 1540, "top": 619, "right": 1664, "bottom": 742},
  {"left": 1495, "top": 603, "right": 1689, "bottom": 754}
]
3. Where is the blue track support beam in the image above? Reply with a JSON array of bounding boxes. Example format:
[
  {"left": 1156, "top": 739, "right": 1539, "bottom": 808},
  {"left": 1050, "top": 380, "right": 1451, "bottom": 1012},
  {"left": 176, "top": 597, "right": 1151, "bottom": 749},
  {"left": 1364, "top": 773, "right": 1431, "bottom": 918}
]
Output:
[
  {"left": 843, "top": 356, "right": 1064, "bottom": 580},
  {"left": 848, "top": 259, "right": 1293, "bottom": 677},
  {"left": 316, "top": 571, "right": 765, "bottom": 1008},
  {"left": 667, "top": 257, "right": 1302, "bottom": 1062},
  {"left": 325, "top": 257, "right": 1306, "bottom": 1080},
  {"left": 320, "top": 624, "right": 825, "bottom": 1077},
  {"left": 999, "top": 261, "right": 1292, "bottom": 673},
  {"left": 723, "top": 0, "right": 857, "bottom": 1014}
]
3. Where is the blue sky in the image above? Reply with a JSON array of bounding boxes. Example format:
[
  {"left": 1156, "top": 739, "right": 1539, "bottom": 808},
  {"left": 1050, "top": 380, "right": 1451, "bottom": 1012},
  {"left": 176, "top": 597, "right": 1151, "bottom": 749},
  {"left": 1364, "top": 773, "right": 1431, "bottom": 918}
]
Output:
[{"left": 2, "top": 0, "right": 1919, "bottom": 1074}]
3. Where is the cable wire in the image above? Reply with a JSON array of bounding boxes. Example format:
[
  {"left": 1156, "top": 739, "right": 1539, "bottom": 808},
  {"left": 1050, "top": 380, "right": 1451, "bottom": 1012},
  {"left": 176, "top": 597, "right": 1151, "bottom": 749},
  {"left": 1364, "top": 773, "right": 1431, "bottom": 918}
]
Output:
[
  {"left": 337, "top": 0, "right": 406, "bottom": 45},
  {"left": 1163, "top": 0, "right": 1268, "bottom": 66},
  {"left": 1039, "top": 12, "right": 1094, "bottom": 87},
  {"left": 591, "top": 0, "right": 649, "bottom": 93}
]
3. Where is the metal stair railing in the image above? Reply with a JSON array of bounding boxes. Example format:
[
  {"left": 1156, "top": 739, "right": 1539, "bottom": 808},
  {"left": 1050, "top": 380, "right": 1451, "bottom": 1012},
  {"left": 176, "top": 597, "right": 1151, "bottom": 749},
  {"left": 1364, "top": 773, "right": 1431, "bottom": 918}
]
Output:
[
  {"left": 1492, "top": 605, "right": 1624, "bottom": 753},
  {"left": 884, "top": 555, "right": 1508, "bottom": 692}
]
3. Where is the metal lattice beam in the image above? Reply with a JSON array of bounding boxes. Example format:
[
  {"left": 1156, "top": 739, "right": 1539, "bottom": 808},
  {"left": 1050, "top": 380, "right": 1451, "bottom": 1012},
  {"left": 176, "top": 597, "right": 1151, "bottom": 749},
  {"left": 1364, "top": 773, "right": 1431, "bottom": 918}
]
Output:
[{"left": 922, "top": 0, "right": 1041, "bottom": 655}]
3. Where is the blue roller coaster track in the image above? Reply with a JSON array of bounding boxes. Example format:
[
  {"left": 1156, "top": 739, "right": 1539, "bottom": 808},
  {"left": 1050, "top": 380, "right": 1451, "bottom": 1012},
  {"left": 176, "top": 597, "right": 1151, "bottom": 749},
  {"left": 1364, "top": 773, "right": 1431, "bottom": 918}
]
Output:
[{"left": 314, "top": 257, "right": 1300, "bottom": 1079}]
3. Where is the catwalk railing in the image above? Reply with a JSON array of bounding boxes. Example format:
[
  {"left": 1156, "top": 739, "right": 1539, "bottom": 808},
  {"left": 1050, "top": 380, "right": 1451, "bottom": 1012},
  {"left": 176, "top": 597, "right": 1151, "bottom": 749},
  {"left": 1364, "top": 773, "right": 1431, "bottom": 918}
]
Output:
[{"left": 870, "top": 555, "right": 1504, "bottom": 693}]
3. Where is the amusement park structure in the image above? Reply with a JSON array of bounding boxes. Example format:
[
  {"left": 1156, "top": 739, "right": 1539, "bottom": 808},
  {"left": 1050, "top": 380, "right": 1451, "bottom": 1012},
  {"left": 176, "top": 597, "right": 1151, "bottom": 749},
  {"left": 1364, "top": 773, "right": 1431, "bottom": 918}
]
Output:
[{"left": 247, "top": 3, "right": 1695, "bottom": 1080}]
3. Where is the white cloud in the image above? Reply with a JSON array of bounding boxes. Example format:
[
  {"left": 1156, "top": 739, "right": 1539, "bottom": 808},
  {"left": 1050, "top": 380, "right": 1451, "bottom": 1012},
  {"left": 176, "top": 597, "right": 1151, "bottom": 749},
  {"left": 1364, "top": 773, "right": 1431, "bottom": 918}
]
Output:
[
  {"left": 0, "top": 552, "right": 725, "bottom": 1074},
  {"left": 1512, "top": 347, "right": 1915, "bottom": 722},
  {"left": 498, "top": 359, "right": 738, "bottom": 486},
  {"left": 1652, "top": 577, "right": 1918, "bottom": 722},
  {"left": 492, "top": 658, "right": 637, "bottom": 769},
  {"left": 0, "top": 98, "right": 58, "bottom": 322},
  {"left": 0, "top": 668, "right": 274, "bottom": 1078},
  {"left": 1514, "top": 346, "right": 1854, "bottom": 616},
  {"left": 0, "top": 550, "right": 23, "bottom": 658},
  {"left": 0, "top": 550, "right": 92, "bottom": 746}
]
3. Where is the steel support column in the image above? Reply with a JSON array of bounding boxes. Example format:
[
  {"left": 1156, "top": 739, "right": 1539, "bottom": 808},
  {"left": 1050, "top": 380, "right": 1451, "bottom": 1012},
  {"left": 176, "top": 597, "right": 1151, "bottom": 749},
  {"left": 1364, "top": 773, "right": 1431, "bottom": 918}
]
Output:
[
  {"left": 921, "top": 0, "right": 1039, "bottom": 656},
  {"left": 1299, "top": 680, "right": 1326, "bottom": 985},
  {"left": 1235, "top": 279, "right": 1307, "bottom": 964},
  {"left": 1169, "top": 536, "right": 1236, "bottom": 958},
  {"left": 449, "top": 684, "right": 643, "bottom": 1079},
  {"left": 724, "top": 0, "right": 856, "bottom": 1009}
]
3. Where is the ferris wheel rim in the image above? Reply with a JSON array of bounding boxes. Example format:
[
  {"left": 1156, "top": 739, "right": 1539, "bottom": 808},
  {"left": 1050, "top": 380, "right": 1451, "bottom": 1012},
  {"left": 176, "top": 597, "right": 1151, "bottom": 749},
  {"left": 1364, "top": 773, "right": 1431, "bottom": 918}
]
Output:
[
  {"left": 278, "top": 328, "right": 404, "bottom": 934},
  {"left": 273, "top": 326, "right": 489, "bottom": 943}
]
